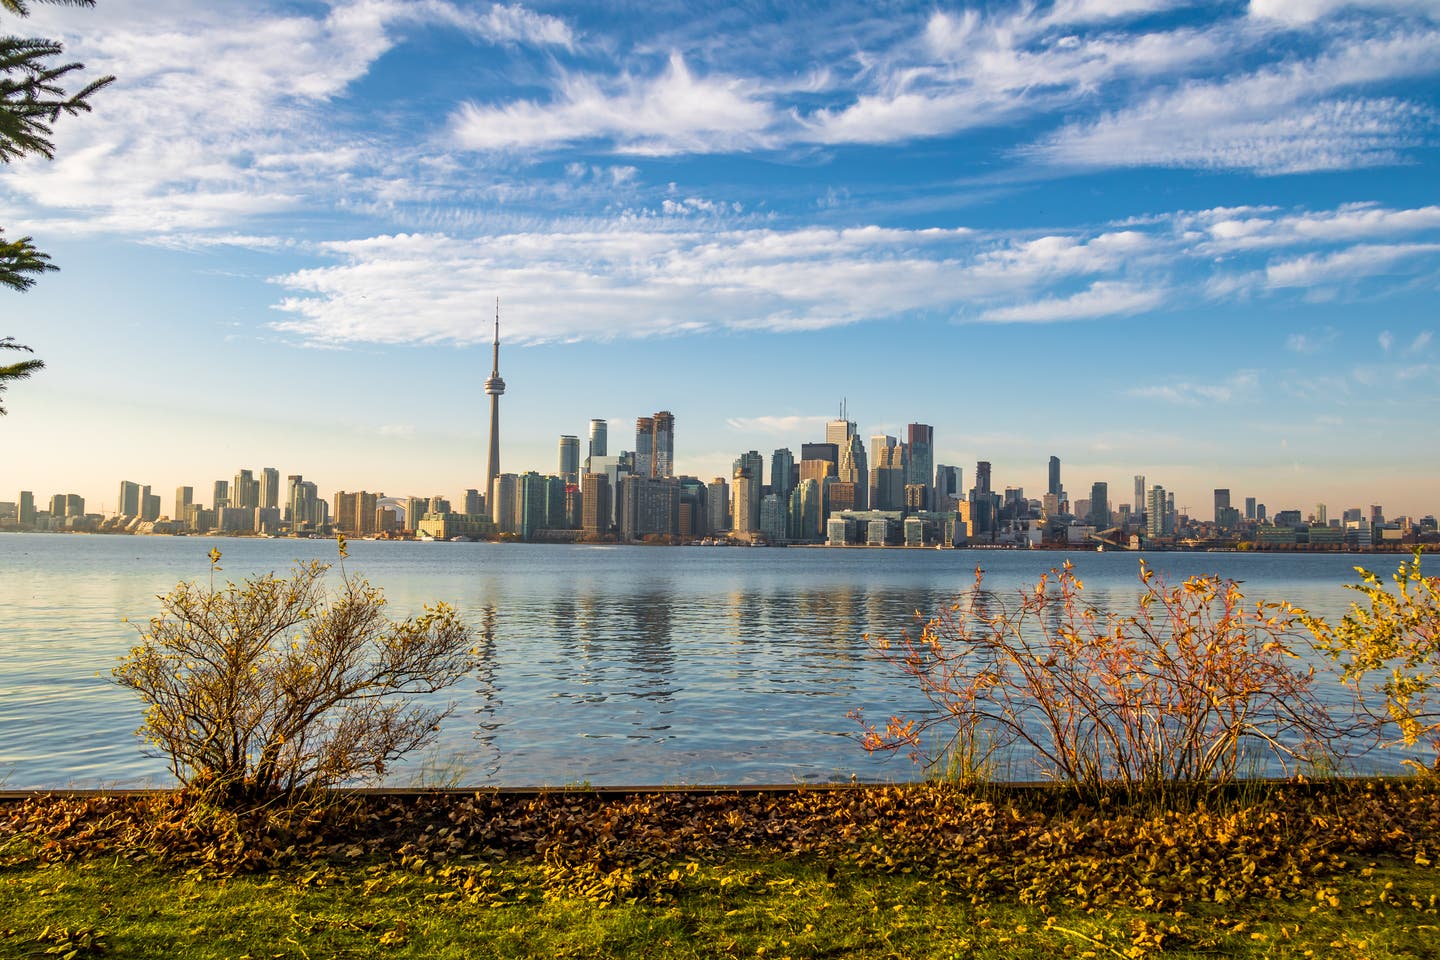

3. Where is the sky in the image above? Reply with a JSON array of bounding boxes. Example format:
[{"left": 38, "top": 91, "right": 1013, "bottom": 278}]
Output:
[{"left": 2, "top": 0, "right": 1438, "bottom": 520}]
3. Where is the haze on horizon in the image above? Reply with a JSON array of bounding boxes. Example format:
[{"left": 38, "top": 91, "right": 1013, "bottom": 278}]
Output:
[{"left": 3, "top": 0, "right": 1438, "bottom": 519}]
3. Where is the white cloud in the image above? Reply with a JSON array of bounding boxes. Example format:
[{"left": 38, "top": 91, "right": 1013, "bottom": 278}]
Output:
[
  {"left": 1196, "top": 203, "right": 1440, "bottom": 251},
  {"left": 977, "top": 281, "right": 1164, "bottom": 323},
  {"left": 1248, "top": 0, "right": 1440, "bottom": 24},
  {"left": 450, "top": 53, "right": 777, "bottom": 154},
  {"left": 1026, "top": 27, "right": 1440, "bottom": 173},
  {"left": 1285, "top": 327, "right": 1340, "bottom": 353},
  {"left": 1264, "top": 242, "right": 1440, "bottom": 286},
  {"left": 1379, "top": 330, "right": 1395, "bottom": 351},
  {"left": 1128, "top": 370, "right": 1261, "bottom": 405},
  {"left": 1411, "top": 330, "right": 1435, "bottom": 353},
  {"left": 724, "top": 415, "right": 832, "bottom": 435}
]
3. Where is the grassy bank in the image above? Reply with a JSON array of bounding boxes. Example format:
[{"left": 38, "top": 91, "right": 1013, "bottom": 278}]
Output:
[{"left": 3, "top": 782, "right": 1439, "bottom": 959}]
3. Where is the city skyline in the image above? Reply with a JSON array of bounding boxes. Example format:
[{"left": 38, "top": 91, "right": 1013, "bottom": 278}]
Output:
[{"left": 2, "top": 1, "right": 1438, "bottom": 516}]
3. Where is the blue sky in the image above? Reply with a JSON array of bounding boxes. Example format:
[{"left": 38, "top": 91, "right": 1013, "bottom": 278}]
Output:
[{"left": 3, "top": 0, "right": 1438, "bottom": 519}]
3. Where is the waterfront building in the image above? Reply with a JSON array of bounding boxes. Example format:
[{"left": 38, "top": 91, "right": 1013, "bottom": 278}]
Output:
[
  {"left": 18, "top": 491, "right": 34, "bottom": 526},
  {"left": 586, "top": 455, "right": 628, "bottom": 527},
  {"left": 491, "top": 473, "right": 518, "bottom": 534},
  {"left": 212, "top": 479, "right": 229, "bottom": 512},
  {"left": 828, "top": 481, "right": 858, "bottom": 515},
  {"left": 519, "top": 472, "right": 546, "bottom": 539},
  {"left": 1315, "top": 503, "right": 1328, "bottom": 526},
  {"left": 708, "top": 476, "right": 730, "bottom": 532},
  {"left": 463, "top": 488, "right": 483, "bottom": 516},
  {"left": 789, "top": 478, "right": 822, "bottom": 541},
  {"left": 484, "top": 301, "right": 506, "bottom": 497},
  {"left": 261, "top": 467, "right": 280, "bottom": 511},
  {"left": 1214, "top": 489, "right": 1231, "bottom": 526},
  {"left": 232, "top": 469, "right": 258, "bottom": 510},
  {"left": 140, "top": 487, "right": 160, "bottom": 522},
  {"left": 828, "top": 415, "right": 868, "bottom": 511},
  {"left": 652, "top": 411, "right": 675, "bottom": 479},
  {"left": 257, "top": 506, "right": 283, "bottom": 535},
  {"left": 1133, "top": 475, "right": 1145, "bottom": 518},
  {"left": 174, "top": 486, "right": 193, "bottom": 523},
  {"left": 800, "top": 442, "right": 837, "bottom": 475},
  {"left": 870, "top": 435, "right": 899, "bottom": 508},
  {"left": 678, "top": 477, "right": 707, "bottom": 538},
  {"left": 756, "top": 492, "right": 784, "bottom": 542},
  {"left": 428, "top": 495, "right": 452, "bottom": 517},
  {"left": 621, "top": 475, "right": 680, "bottom": 540},
  {"left": 546, "top": 475, "right": 568, "bottom": 529},
  {"left": 732, "top": 451, "right": 763, "bottom": 534},
  {"left": 403, "top": 496, "right": 425, "bottom": 532},
  {"left": 771, "top": 448, "right": 796, "bottom": 506},
  {"left": 1246, "top": 496, "right": 1257, "bottom": 520},
  {"left": 905, "top": 424, "right": 934, "bottom": 511},
  {"left": 799, "top": 458, "right": 835, "bottom": 485},
  {"left": 117, "top": 480, "right": 140, "bottom": 518},
  {"left": 582, "top": 473, "right": 611, "bottom": 537},
  {"left": 558, "top": 436, "right": 580, "bottom": 486},
  {"left": 1147, "top": 485, "right": 1170, "bottom": 538},
  {"left": 1048, "top": 456, "right": 1061, "bottom": 497},
  {"left": 334, "top": 491, "right": 378, "bottom": 535}
]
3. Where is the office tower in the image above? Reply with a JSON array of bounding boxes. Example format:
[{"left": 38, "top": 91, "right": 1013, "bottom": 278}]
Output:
[
  {"left": 800, "top": 442, "right": 838, "bottom": 473},
  {"left": 678, "top": 477, "right": 707, "bottom": 538},
  {"left": 828, "top": 415, "right": 867, "bottom": 511},
  {"left": 491, "top": 473, "right": 518, "bottom": 534},
  {"left": 799, "top": 458, "right": 836, "bottom": 485},
  {"left": 48, "top": 494, "right": 66, "bottom": 518},
  {"left": 212, "top": 479, "right": 230, "bottom": 512},
  {"left": 789, "top": 479, "right": 822, "bottom": 541},
  {"left": 517, "top": 472, "right": 545, "bottom": 539},
  {"left": 1147, "top": 485, "right": 1170, "bottom": 538},
  {"left": 117, "top": 480, "right": 140, "bottom": 518},
  {"left": 1048, "top": 456, "right": 1061, "bottom": 497},
  {"left": 1370, "top": 505, "right": 1384, "bottom": 524},
  {"left": 64, "top": 494, "right": 84, "bottom": 518},
  {"left": 974, "top": 460, "right": 992, "bottom": 495},
  {"left": 732, "top": 452, "right": 763, "bottom": 534},
  {"left": 905, "top": 424, "right": 934, "bottom": 511},
  {"left": 140, "top": 486, "right": 160, "bottom": 522},
  {"left": 582, "top": 473, "right": 612, "bottom": 536},
  {"left": 556, "top": 435, "right": 580, "bottom": 486},
  {"left": 1089, "top": 482, "right": 1109, "bottom": 528},
  {"left": 1246, "top": 497, "right": 1257, "bottom": 520},
  {"left": 771, "top": 448, "right": 796, "bottom": 506},
  {"left": 285, "top": 475, "right": 302, "bottom": 520},
  {"left": 759, "top": 493, "right": 786, "bottom": 542},
  {"left": 1315, "top": 503, "right": 1328, "bottom": 526},
  {"left": 484, "top": 300, "right": 506, "bottom": 496},
  {"left": 261, "top": 467, "right": 279, "bottom": 510},
  {"left": 1133, "top": 475, "right": 1145, "bottom": 517},
  {"left": 708, "top": 476, "right": 730, "bottom": 532},
  {"left": 284, "top": 476, "right": 317, "bottom": 529},
  {"left": 18, "top": 491, "right": 34, "bottom": 526},
  {"left": 232, "top": 469, "right": 258, "bottom": 510},
  {"left": 634, "top": 416, "right": 655, "bottom": 479},
  {"left": 587, "top": 418, "right": 608, "bottom": 470},
  {"left": 544, "top": 476, "right": 567, "bottom": 529},
  {"left": 869, "top": 436, "right": 900, "bottom": 510},
  {"left": 652, "top": 410, "right": 675, "bottom": 479},
  {"left": 935, "top": 465, "right": 963, "bottom": 510},
  {"left": 1213, "top": 489, "right": 1231, "bottom": 525},
  {"left": 174, "top": 487, "right": 193, "bottom": 522}
]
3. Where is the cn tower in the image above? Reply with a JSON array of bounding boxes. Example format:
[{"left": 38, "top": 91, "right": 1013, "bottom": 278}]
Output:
[{"left": 484, "top": 299, "right": 505, "bottom": 495}]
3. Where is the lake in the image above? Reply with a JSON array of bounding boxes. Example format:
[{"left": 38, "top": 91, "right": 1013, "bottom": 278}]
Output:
[{"left": 0, "top": 533, "right": 1410, "bottom": 788}]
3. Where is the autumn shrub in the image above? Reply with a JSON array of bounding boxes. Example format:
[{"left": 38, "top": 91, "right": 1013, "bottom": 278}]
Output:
[
  {"left": 1298, "top": 549, "right": 1440, "bottom": 772},
  {"left": 854, "top": 562, "right": 1337, "bottom": 797},
  {"left": 113, "top": 545, "right": 474, "bottom": 804}
]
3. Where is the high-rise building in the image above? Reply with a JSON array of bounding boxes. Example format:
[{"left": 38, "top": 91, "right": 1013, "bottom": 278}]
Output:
[
  {"left": 587, "top": 418, "right": 607, "bottom": 471},
  {"left": 759, "top": 493, "right": 787, "bottom": 543},
  {"left": 1089, "top": 481, "right": 1109, "bottom": 529},
  {"left": 212, "top": 479, "right": 229, "bottom": 512},
  {"left": 1214, "top": 489, "right": 1231, "bottom": 525},
  {"left": 1048, "top": 456, "right": 1061, "bottom": 497},
  {"left": 634, "top": 416, "right": 655, "bottom": 479},
  {"left": 285, "top": 476, "right": 319, "bottom": 530},
  {"left": 518, "top": 472, "right": 547, "bottom": 539},
  {"left": 18, "top": 491, "right": 35, "bottom": 526},
  {"left": 708, "top": 476, "right": 730, "bottom": 532},
  {"left": 1315, "top": 503, "right": 1328, "bottom": 526},
  {"left": 582, "top": 473, "right": 611, "bottom": 537},
  {"left": 428, "top": 494, "right": 452, "bottom": 516},
  {"left": 652, "top": 411, "right": 674, "bottom": 479},
  {"left": 731, "top": 452, "right": 763, "bottom": 534},
  {"left": 404, "top": 496, "right": 427, "bottom": 531},
  {"left": 621, "top": 476, "right": 680, "bottom": 540},
  {"left": 491, "top": 473, "right": 518, "bottom": 534},
  {"left": 558, "top": 435, "right": 580, "bottom": 486},
  {"left": 771, "top": 448, "right": 796, "bottom": 505},
  {"left": 261, "top": 467, "right": 280, "bottom": 510},
  {"left": 174, "top": 487, "right": 194, "bottom": 522},
  {"left": 1147, "top": 485, "right": 1170, "bottom": 538},
  {"left": 870, "top": 436, "right": 901, "bottom": 510},
  {"left": 828, "top": 416, "right": 868, "bottom": 511},
  {"left": 484, "top": 300, "right": 506, "bottom": 498},
  {"left": 974, "top": 460, "right": 992, "bottom": 495},
  {"left": 800, "top": 442, "right": 838, "bottom": 474},
  {"left": 117, "top": 480, "right": 140, "bottom": 518},
  {"left": 935, "top": 465, "right": 963, "bottom": 510},
  {"left": 233, "top": 469, "right": 258, "bottom": 510},
  {"left": 463, "top": 488, "right": 483, "bottom": 515},
  {"left": 1133, "top": 475, "right": 1145, "bottom": 517},
  {"left": 140, "top": 486, "right": 160, "bottom": 522},
  {"left": 905, "top": 424, "right": 934, "bottom": 511},
  {"left": 789, "top": 478, "right": 822, "bottom": 541},
  {"left": 1246, "top": 497, "right": 1257, "bottom": 520}
]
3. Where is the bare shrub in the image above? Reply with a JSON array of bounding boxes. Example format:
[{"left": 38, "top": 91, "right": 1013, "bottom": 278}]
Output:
[
  {"left": 853, "top": 562, "right": 1338, "bottom": 796},
  {"left": 114, "top": 546, "right": 473, "bottom": 800}
]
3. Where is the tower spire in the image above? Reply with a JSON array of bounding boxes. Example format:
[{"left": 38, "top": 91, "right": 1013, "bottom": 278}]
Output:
[{"left": 484, "top": 297, "right": 507, "bottom": 508}]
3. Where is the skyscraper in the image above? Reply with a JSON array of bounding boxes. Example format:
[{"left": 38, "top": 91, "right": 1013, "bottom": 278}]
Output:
[
  {"left": 732, "top": 451, "right": 764, "bottom": 534},
  {"left": 771, "top": 448, "right": 796, "bottom": 505},
  {"left": 484, "top": 300, "right": 506, "bottom": 499},
  {"left": 828, "top": 414, "right": 868, "bottom": 511},
  {"left": 1133, "top": 475, "right": 1145, "bottom": 517},
  {"left": 174, "top": 486, "right": 193, "bottom": 522},
  {"left": 582, "top": 473, "right": 611, "bottom": 536},
  {"left": 1147, "top": 485, "right": 1170, "bottom": 538},
  {"left": 261, "top": 467, "right": 280, "bottom": 510},
  {"left": 1048, "top": 456, "right": 1061, "bottom": 497},
  {"left": 652, "top": 410, "right": 675, "bottom": 478},
  {"left": 558, "top": 435, "right": 580, "bottom": 485},
  {"left": 1214, "top": 489, "right": 1231, "bottom": 526},
  {"left": 1089, "top": 481, "right": 1109, "bottom": 529},
  {"left": 117, "top": 480, "right": 140, "bottom": 518},
  {"left": 905, "top": 424, "right": 934, "bottom": 511},
  {"left": 587, "top": 418, "right": 607, "bottom": 471},
  {"left": 935, "top": 465, "right": 963, "bottom": 510},
  {"left": 634, "top": 416, "right": 655, "bottom": 479}
]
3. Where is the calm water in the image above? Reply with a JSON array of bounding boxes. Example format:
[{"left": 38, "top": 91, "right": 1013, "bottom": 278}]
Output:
[{"left": 0, "top": 533, "right": 1406, "bottom": 788}]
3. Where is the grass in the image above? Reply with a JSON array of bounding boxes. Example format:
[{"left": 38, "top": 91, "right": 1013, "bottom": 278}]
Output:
[{"left": 2, "top": 781, "right": 1439, "bottom": 958}]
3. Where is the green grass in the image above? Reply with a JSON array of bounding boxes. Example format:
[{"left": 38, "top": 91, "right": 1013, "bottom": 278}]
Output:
[{"left": 2, "top": 847, "right": 1438, "bottom": 959}]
